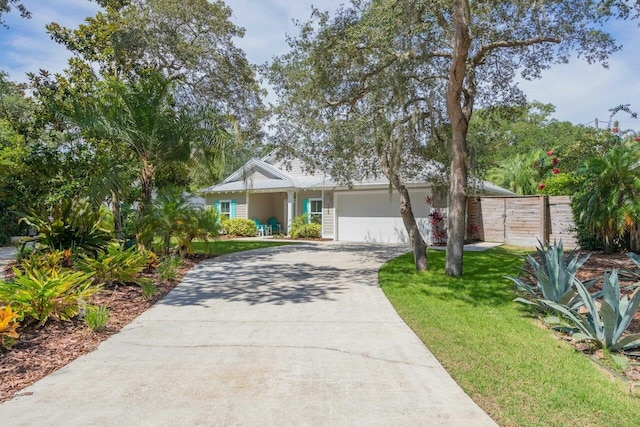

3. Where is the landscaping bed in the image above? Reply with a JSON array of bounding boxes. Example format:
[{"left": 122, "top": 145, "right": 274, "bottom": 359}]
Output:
[{"left": 0, "top": 256, "right": 201, "bottom": 403}]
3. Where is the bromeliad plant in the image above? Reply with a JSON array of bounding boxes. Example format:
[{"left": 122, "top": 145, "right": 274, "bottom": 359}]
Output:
[
  {"left": 508, "top": 239, "right": 594, "bottom": 311},
  {"left": 19, "top": 198, "right": 113, "bottom": 256},
  {"left": 0, "top": 306, "right": 20, "bottom": 350},
  {"left": 544, "top": 270, "right": 640, "bottom": 352},
  {"left": 78, "top": 245, "right": 149, "bottom": 287},
  {"left": 0, "top": 268, "right": 98, "bottom": 327}
]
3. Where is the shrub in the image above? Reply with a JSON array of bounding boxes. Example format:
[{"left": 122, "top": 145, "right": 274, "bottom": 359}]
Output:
[
  {"left": 289, "top": 214, "right": 321, "bottom": 239},
  {"left": 84, "top": 305, "right": 109, "bottom": 332},
  {"left": 157, "top": 256, "right": 183, "bottom": 282},
  {"left": 0, "top": 306, "right": 20, "bottom": 350},
  {"left": 0, "top": 233, "right": 10, "bottom": 246},
  {"left": 18, "top": 197, "right": 113, "bottom": 255},
  {"left": 78, "top": 245, "right": 149, "bottom": 286},
  {"left": 0, "top": 268, "right": 98, "bottom": 327},
  {"left": 221, "top": 218, "right": 257, "bottom": 237}
]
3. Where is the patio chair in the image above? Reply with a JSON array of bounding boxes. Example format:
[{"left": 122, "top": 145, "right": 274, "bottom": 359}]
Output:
[
  {"left": 253, "top": 218, "right": 270, "bottom": 236},
  {"left": 267, "top": 217, "right": 281, "bottom": 235}
]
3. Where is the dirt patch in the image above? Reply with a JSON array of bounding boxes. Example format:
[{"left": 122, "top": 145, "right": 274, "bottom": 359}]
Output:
[{"left": 0, "top": 257, "right": 204, "bottom": 403}]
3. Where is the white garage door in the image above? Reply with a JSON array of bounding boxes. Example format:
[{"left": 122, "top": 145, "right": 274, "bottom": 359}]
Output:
[{"left": 336, "top": 191, "right": 430, "bottom": 244}]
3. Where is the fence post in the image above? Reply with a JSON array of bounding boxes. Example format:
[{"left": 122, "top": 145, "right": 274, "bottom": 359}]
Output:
[{"left": 540, "top": 196, "right": 549, "bottom": 245}]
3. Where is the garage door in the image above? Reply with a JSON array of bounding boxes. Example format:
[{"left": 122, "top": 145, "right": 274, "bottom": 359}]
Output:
[{"left": 335, "top": 191, "right": 430, "bottom": 244}]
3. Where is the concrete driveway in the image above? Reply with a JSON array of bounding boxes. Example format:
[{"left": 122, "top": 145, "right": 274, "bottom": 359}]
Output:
[{"left": 0, "top": 242, "right": 496, "bottom": 426}]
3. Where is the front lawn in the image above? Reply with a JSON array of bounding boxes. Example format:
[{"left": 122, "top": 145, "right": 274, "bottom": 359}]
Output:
[{"left": 379, "top": 248, "right": 640, "bottom": 427}]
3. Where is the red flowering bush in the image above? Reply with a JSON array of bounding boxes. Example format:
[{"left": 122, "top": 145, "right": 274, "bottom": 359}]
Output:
[{"left": 533, "top": 150, "right": 561, "bottom": 192}]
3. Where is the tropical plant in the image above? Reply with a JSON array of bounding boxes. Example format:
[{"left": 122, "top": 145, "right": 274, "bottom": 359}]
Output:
[
  {"left": 19, "top": 249, "right": 65, "bottom": 274},
  {"left": 138, "top": 278, "right": 157, "bottom": 299},
  {"left": 545, "top": 270, "right": 640, "bottom": 352},
  {"left": 572, "top": 144, "right": 640, "bottom": 253},
  {"left": 0, "top": 305, "right": 20, "bottom": 350},
  {"left": 78, "top": 245, "right": 149, "bottom": 287},
  {"left": 0, "top": 268, "right": 97, "bottom": 327},
  {"left": 84, "top": 305, "right": 109, "bottom": 332},
  {"left": 157, "top": 256, "right": 183, "bottom": 282},
  {"left": 143, "top": 187, "right": 220, "bottom": 254},
  {"left": 180, "top": 206, "right": 220, "bottom": 255},
  {"left": 508, "top": 240, "right": 593, "bottom": 311},
  {"left": 221, "top": 218, "right": 257, "bottom": 237},
  {"left": 18, "top": 197, "right": 113, "bottom": 255}
]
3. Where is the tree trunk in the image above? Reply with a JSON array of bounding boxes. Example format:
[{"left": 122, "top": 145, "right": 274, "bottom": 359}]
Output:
[
  {"left": 111, "top": 192, "right": 123, "bottom": 240},
  {"left": 445, "top": 0, "right": 472, "bottom": 277},
  {"left": 398, "top": 184, "right": 429, "bottom": 271},
  {"left": 380, "top": 154, "right": 428, "bottom": 271},
  {"left": 138, "top": 160, "right": 155, "bottom": 216}
]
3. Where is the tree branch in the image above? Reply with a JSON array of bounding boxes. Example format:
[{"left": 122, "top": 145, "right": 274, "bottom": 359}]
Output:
[{"left": 473, "top": 36, "right": 560, "bottom": 66}]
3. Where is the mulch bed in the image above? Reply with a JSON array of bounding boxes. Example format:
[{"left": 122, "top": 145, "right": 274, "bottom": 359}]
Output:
[
  {"left": 0, "top": 256, "right": 206, "bottom": 403},
  {"left": 523, "top": 250, "right": 640, "bottom": 382}
]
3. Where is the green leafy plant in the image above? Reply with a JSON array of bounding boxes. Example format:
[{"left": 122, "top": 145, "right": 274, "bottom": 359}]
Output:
[
  {"left": 0, "top": 268, "right": 98, "bottom": 327},
  {"left": 78, "top": 245, "right": 149, "bottom": 286},
  {"left": 220, "top": 218, "right": 257, "bottom": 237},
  {"left": 18, "top": 197, "right": 113, "bottom": 255},
  {"left": 545, "top": 270, "right": 640, "bottom": 352},
  {"left": 157, "top": 256, "right": 183, "bottom": 282},
  {"left": 0, "top": 306, "right": 20, "bottom": 350},
  {"left": 84, "top": 305, "right": 109, "bottom": 332},
  {"left": 138, "top": 278, "right": 157, "bottom": 299},
  {"left": 289, "top": 214, "right": 321, "bottom": 239},
  {"left": 508, "top": 239, "right": 593, "bottom": 310}
]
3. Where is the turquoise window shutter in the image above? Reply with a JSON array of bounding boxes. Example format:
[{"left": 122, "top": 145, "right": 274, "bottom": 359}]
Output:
[
  {"left": 302, "top": 198, "right": 309, "bottom": 223},
  {"left": 214, "top": 200, "right": 221, "bottom": 223},
  {"left": 230, "top": 200, "right": 237, "bottom": 219}
]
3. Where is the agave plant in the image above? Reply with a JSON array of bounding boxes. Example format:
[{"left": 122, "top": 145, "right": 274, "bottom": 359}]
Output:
[
  {"left": 508, "top": 239, "right": 593, "bottom": 311},
  {"left": 545, "top": 270, "right": 640, "bottom": 352}
]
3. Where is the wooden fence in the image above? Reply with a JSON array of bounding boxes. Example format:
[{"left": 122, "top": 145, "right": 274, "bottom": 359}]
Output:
[{"left": 467, "top": 195, "right": 577, "bottom": 248}]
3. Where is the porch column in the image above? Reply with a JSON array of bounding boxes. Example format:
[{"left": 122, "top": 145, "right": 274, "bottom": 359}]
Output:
[{"left": 287, "top": 191, "right": 294, "bottom": 235}]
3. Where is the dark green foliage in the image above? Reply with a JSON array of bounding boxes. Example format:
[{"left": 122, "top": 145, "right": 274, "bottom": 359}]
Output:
[
  {"left": 221, "top": 218, "right": 257, "bottom": 237},
  {"left": 19, "top": 198, "right": 113, "bottom": 255},
  {"left": 289, "top": 215, "right": 321, "bottom": 239},
  {"left": 141, "top": 187, "right": 220, "bottom": 254},
  {"left": 571, "top": 144, "right": 640, "bottom": 253}
]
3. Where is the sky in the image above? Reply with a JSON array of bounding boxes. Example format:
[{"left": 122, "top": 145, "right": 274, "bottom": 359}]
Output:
[{"left": 1, "top": 0, "right": 639, "bottom": 131}]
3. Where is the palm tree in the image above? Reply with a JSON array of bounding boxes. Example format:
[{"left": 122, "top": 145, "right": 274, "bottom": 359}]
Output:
[
  {"left": 487, "top": 152, "right": 539, "bottom": 195},
  {"left": 573, "top": 144, "right": 640, "bottom": 253}
]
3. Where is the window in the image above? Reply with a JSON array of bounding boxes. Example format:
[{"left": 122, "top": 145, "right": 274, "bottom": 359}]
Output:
[
  {"left": 309, "top": 198, "right": 322, "bottom": 224},
  {"left": 219, "top": 200, "right": 231, "bottom": 220}
]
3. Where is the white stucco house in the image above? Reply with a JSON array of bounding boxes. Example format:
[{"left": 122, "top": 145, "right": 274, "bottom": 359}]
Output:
[{"left": 199, "top": 152, "right": 513, "bottom": 244}]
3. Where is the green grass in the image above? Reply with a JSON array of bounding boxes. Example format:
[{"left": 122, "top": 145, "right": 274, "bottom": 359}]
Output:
[
  {"left": 379, "top": 247, "right": 640, "bottom": 427},
  {"left": 191, "top": 240, "right": 298, "bottom": 256}
]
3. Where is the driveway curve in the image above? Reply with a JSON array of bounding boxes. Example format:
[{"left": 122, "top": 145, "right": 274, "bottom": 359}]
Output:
[{"left": 0, "top": 242, "right": 496, "bottom": 426}]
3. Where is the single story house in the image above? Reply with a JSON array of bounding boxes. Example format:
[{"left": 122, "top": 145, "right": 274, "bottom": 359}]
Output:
[{"left": 199, "top": 152, "right": 513, "bottom": 244}]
